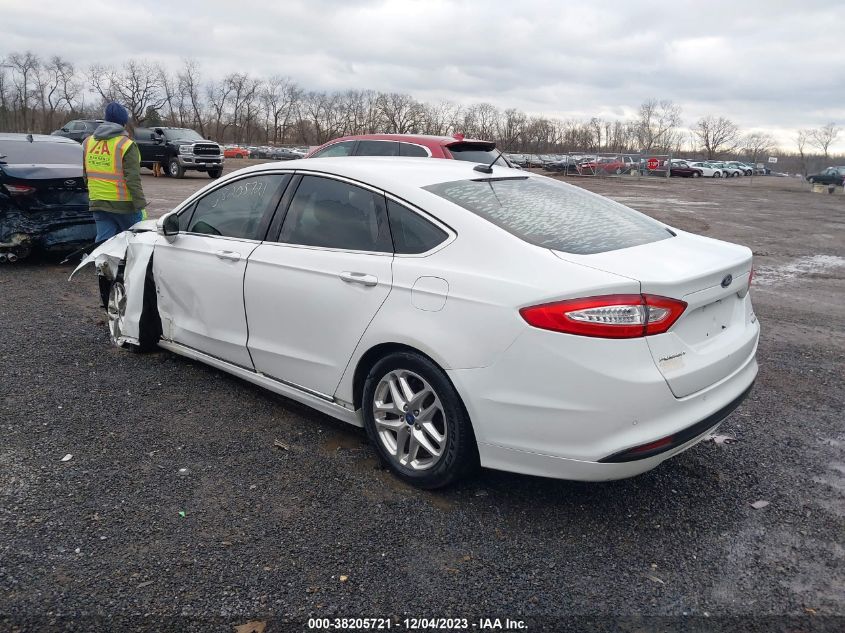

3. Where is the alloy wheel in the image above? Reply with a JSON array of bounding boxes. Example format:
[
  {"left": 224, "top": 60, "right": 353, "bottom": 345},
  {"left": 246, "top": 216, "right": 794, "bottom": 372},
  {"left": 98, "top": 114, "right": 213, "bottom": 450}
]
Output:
[
  {"left": 107, "top": 281, "right": 126, "bottom": 346},
  {"left": 372, "top": 369, "right": 448, "bottom": 471}
]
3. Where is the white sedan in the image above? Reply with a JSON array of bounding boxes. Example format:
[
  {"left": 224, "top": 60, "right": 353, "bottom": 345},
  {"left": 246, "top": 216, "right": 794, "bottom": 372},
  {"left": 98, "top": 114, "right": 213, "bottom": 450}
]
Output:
[
  {"left": 687, "top": 162, "right": 725, "bottom": 178},
  {"left": 72, "top": 158, "right": 759, "bottom": 488}
]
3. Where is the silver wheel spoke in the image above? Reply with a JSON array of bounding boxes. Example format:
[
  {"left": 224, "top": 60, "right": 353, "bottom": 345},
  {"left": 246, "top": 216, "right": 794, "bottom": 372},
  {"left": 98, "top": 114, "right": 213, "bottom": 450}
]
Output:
[
  {"left": 414, "top": 427, "right": 441, "bottom": 458},
  {"left": 388, "top": 376, "right": 407, "bottom": 411},
  {"left": 406, "top": 432, "right": 421, "bottom": 464},
  {"left": 421, "top": 421, "right": 445, "bottom": 446},
  {"left": 394, "top": 425, "right": 410, "bottom": 460},
  {"left": 375, "top": 416, "right": 405, "bottom": 432},
  {"left": 397, "top": 374, "right": 416, "bottom": 404}
]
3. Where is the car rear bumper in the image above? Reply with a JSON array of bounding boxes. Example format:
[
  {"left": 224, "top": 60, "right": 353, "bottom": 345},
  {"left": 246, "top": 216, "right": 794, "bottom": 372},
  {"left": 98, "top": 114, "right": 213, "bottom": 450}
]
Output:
[{"left": 448, "top": 326, "right": 758, "bottom": 481}]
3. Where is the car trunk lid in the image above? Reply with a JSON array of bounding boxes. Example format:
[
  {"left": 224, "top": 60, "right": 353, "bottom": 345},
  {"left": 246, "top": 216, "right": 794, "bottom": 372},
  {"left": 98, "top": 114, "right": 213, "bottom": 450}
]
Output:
[
  {"left": 553, "top": 231, "right": 757, "bottom": 397},
  {"left": 1, "top": 164, "right": 88, "bottom": 211}
]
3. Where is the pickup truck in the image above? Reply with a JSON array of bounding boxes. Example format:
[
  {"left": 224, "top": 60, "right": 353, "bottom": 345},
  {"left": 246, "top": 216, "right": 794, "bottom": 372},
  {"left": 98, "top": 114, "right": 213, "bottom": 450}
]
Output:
[{"left": 134, "top": 127, "right": 224, "bottom": 178}]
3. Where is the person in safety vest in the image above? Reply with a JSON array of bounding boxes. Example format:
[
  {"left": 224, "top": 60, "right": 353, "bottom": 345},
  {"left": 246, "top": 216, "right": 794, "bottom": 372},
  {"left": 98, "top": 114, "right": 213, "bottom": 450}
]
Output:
[{"left": 82, "top": 102, "right": 147, "bottom": 242}]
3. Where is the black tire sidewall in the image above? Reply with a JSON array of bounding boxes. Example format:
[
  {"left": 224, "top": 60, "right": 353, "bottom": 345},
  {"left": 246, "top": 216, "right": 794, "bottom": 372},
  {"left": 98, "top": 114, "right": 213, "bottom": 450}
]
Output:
[
  {"left": 362, "top": 352, "right": 477, "bottom": 489},
  {"left": 169, "top": 159, "right": 184, "bottom": 178}
]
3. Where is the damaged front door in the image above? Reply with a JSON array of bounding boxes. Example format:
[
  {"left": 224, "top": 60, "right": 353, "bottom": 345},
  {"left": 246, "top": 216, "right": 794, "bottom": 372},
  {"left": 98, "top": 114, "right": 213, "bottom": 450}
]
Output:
[{"left": 153, "top": 174, "right": 289, "bottom": 369}]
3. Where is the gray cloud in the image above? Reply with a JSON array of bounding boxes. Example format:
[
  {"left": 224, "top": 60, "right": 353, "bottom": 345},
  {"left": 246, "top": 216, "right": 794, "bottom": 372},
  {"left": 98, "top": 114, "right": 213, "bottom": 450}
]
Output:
[{"left": 3, "top": 0, "right": 843, "bottom": 150}]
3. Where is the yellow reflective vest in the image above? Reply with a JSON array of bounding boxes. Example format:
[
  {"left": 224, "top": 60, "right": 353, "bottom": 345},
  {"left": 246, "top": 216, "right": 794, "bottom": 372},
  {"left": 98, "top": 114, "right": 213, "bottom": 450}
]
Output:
[{"left": 83, "top": 135, "right": 135, "bottom": 202}]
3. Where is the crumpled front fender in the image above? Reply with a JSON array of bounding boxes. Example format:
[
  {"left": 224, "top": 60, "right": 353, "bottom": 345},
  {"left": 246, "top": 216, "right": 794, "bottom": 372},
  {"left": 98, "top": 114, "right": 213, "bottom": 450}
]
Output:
[{"left": 68, "top": 232, "right": 129, "bottom": 281}]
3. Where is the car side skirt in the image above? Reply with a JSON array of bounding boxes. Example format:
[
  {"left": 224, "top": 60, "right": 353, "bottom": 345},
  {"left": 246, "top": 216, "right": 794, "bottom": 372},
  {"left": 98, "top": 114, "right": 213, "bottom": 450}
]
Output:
[{"left": 157, "top": 340, "right": 363, "bottom": 427}]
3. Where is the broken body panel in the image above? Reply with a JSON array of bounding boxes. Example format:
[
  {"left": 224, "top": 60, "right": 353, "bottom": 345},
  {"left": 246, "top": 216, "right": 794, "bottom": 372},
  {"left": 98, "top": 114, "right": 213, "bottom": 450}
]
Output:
[{"left": 70, "top": 221, "right": 157, "bottom": 345}]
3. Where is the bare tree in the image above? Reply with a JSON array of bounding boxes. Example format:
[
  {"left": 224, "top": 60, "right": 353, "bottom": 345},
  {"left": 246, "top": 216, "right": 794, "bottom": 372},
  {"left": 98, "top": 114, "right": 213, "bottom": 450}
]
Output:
[
  {"left": 808, "top": 122, "right": 840, "bottom": 159},
  {"left": 178, "top": 59, "right": 205, "bottom": 136},
  {"left": 742, "top": 132, "right": 776, "bottom": 166},
  {"left": 7, "top": 51, "right": 40, "bottom": 130},
  {"left": 796, "top": 129, "right": 810, "bottom": 176},
  {"left": 89, "top": 60, "right": 166, "bottom": 124},
  {"left": 694, "top": 116, "right": 739, "bottom": 159},
  {"left": 635, "top": 99, "right": 682, "bottom": 153},
  {"left": 377, "top": 92, "right": 423, "bottom": 134}
]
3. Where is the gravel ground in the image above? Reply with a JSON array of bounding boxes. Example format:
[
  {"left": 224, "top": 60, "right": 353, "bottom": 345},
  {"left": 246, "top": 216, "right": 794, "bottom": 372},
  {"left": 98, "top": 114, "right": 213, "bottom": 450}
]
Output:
[{"left": 1, "top": 165, "right": 843, "bottom": 632}]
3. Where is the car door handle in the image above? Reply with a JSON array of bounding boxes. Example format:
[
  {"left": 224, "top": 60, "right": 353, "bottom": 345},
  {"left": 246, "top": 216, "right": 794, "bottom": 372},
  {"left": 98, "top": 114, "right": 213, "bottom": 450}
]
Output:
[
  {"left": 339, "top": 271, "right": 378, "bottom": 287},
  {"left": 215, "top": 250, "right": 242, "bottom": 262}
]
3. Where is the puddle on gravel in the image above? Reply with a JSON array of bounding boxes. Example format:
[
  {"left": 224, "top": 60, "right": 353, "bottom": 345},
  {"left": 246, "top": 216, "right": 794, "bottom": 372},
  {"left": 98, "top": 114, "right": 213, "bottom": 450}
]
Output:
[{"left": 753, "top": 255, "right": 845, "bottom": 286}]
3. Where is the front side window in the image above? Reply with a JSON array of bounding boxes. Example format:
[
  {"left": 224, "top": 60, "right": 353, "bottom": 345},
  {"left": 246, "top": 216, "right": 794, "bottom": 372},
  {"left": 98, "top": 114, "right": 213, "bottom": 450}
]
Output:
[
  {"left": 424, "top": 176, "right": 671, "bottom": 255},
  {"left": 387, "top": 200, "right": 448, "bottom": 254},
  {"left": 279, "top": 176, "right": 391, "bottom": 252},
  {"left": 311, "top": 141, "right": 355, "bottom": 158},
  {"left": 356, "top": 140, "right": 399, "bottom": 156},
  {"left": 187, "top": 174, "right": 288, "bottom": 240}
]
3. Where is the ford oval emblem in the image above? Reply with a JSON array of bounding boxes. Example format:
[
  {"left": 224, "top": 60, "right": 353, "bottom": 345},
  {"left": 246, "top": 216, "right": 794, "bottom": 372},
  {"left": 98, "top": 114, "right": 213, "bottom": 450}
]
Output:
[{"left": 721, "top": 274, "right": 733, "bottom": 288}]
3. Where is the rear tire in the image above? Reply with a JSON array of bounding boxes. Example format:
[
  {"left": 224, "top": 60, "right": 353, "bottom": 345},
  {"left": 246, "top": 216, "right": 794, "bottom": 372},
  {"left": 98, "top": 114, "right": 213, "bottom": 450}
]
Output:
[
  {"left": 362, "top": 351, "right": 478, "bottom": 489},
  {"left": 714, "top": 171, "right": 722, "bottom": 178},
  {"left": 808, "top": 177, "right": 815, "bottom": 183},
  {"left": 692, "top": 171, "right": 701, "bottom": 178}
]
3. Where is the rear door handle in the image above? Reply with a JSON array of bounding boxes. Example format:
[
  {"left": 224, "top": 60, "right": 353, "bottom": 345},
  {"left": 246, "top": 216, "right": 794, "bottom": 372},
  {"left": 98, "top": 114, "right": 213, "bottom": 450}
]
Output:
[
  {"left": 216, "top": 250, "right": 242, "bottom": 262},
  {"left": 339, "top": 271, "right": 378, "bottom": 287}
]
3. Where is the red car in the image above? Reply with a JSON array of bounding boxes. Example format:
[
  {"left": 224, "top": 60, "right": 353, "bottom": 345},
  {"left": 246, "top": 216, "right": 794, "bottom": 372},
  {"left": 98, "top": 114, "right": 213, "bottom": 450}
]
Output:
[
  {"left": 577, "top": 156, "right": 636, "bottom": 175},
  {"left": 305, "top": 133, "right": 511, "bottom": 166},
  {"left": 224, "top": 147, "right": 250, "bottom": 159}
]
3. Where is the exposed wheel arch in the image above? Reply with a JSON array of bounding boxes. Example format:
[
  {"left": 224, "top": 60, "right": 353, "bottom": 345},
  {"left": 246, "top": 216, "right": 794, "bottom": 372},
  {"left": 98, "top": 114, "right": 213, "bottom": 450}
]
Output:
[{"left": 352, "top": 343, "right": 461, "bottom": 413}]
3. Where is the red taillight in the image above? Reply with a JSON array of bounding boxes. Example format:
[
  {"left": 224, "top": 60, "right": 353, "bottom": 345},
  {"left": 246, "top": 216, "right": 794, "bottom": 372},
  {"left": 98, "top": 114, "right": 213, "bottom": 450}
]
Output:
[
  {"left": 748, "top": 266, "right": 754, "bottom": 289},
  {"left": 4, "top": 184, "right": 36, "bottom": 196},
  {"left": 519, "top": 294, "right": 687, "bottom": 339}
]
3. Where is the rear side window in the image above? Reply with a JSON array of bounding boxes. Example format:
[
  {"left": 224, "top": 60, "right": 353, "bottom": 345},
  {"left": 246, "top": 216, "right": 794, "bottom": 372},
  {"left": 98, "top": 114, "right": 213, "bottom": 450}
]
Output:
[
  {"left": 356, "top": 140, "right": 399, "bottom": 156},
  {"left": 399, "top": 143, "right": 428, "bottom": 157},
  {"left": 187, "top": 174, "right": 288, "bottom": 240},
  {"left": 280, "top": 176, "right": 392, "bottom": 252},
  {"left": 0, "top": 139, "right": 82, "bottom": 164},
  {"left": 387, "top": 200, "right": 448, "bottom": 254},
  {"left": 423, "top": 177, "right": 670, "bottom": 255},
  {"left": 311, "top": 141, "right": 355, "bottom": 158}
]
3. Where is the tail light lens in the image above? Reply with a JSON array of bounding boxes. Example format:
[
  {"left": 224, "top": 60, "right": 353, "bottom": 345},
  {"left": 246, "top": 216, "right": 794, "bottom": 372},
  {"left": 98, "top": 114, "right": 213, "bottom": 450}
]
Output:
[
  {"left": 4, "top": 184, "right": 36, "bottom": 196},
  {"left": 520, "top": 294, "right": 687, "bottom": 339}
]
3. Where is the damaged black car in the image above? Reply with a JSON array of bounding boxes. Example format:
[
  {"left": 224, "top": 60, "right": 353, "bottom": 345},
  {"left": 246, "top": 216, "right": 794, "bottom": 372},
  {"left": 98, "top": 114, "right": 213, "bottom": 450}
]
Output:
[{"left": 0, "top": 133, "right": 94, "bottom": 262}]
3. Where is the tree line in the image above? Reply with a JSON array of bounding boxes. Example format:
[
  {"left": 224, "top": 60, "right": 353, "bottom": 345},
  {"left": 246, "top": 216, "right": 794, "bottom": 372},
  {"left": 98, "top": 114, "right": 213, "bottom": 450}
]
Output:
[{"left": 0, "top": 51, "right": 840, "bottom": 174}]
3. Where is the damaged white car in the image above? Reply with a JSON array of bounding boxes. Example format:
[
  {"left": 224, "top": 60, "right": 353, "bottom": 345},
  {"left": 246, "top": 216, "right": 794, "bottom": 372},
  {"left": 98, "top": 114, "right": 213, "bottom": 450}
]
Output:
[{"left": 72, "top": 158, "right": 759, "bottom": 488}]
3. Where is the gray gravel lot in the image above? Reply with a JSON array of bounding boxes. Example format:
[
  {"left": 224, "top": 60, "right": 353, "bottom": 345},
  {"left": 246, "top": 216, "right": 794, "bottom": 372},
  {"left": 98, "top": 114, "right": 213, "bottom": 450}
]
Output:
[{"left": 1, "top": 164, "right": 843, "bottom": 632}]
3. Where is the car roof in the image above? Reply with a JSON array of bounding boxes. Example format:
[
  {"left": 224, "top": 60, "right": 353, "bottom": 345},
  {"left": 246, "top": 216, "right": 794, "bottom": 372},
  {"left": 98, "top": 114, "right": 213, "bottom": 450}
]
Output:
[
  {"left": 318, "top": 133, "right": 492, "bottom": 148},
  {"left": 237, "top": 156, "right": 523, "bottom": 191},
  {"left": 0, "top": 133, "right": 80, "bottom": 145}
]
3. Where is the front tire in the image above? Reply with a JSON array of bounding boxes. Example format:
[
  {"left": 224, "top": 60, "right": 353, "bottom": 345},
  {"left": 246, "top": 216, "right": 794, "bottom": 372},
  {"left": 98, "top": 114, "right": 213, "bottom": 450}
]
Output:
[
  {"left": 714, "top": 171, "right": 722, "bottom": 178},
  {"left": 362, "top": 352, "right": 478, "bottom": 489},
  {"left": 102, "top": 267, "right": 161, "bottom": 352},
  {"left": 168, "top": 158, "right": 185, "bottom": 179},
  {"left": 208, "top": 168, "right": 223, "bottom": 179},
  {"left": 692, "top": 170, "right": 701, "bottom": 178}
]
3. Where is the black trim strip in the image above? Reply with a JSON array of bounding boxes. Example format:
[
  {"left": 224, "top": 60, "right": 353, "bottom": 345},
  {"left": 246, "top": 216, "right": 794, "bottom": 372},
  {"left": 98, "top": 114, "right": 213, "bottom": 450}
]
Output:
[{"left": 599, "top": 382, "right": 755, "bottom": 463}]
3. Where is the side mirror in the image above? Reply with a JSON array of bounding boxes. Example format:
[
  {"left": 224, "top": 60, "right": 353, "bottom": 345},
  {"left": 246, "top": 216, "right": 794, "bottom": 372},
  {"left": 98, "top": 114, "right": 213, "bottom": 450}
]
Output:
[
  {"left": 157, "top": 212, "right": 180, "bottom": 237},
  {"left": 61, "top": 127, "right": 70, "bottom": 132}
]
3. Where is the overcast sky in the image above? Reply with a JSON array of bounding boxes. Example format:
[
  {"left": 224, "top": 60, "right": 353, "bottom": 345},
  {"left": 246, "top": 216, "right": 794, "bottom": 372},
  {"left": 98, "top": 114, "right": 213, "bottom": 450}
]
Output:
[{"left": 3, "top": 0, "right": 843, "bottom": 151}]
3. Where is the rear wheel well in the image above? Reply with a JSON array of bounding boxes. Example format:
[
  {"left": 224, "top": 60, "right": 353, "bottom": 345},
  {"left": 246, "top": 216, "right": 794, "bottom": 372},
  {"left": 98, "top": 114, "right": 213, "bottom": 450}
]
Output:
[{"left": 352, "top": 343, "right": 451, "bottom": 411}]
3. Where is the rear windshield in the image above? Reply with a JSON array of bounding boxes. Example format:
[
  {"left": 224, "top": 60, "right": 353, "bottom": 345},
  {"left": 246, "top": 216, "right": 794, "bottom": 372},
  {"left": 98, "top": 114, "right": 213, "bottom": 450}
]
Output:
[
  {"left": 423, "top": 176, "right": 671, "bottom": 255},
  {"left": 447, "top": 142, "right": 500, "bottom": 164},
  {"left": 0, "top": 139, "right": 82, "bottom": 165}
]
